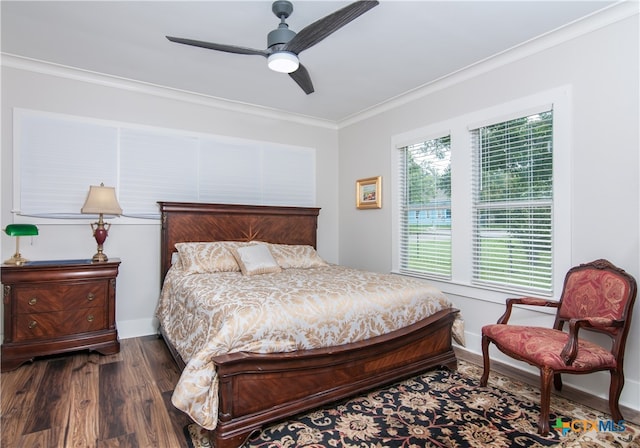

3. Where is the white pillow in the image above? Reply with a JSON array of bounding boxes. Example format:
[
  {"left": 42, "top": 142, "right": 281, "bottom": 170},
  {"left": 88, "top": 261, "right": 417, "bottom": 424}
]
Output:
[{"left": 232, "top": 244, "right": 282, "bottom": 276}]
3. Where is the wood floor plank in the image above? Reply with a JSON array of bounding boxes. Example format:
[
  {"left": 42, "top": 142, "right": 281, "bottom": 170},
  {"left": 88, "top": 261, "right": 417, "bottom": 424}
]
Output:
[
  {"left": 16, "top": 427, "right": 52, "bottom": 448},
  {"left": 140, "top": 335, "right": 183, "bottom": 392},
  {"left": 99, "top": 360, "right": 134, "bottom": 440},
  {"left": 1, "top": 359, "right": 47, "bottom": 446},
  {"left": 65, "top": 354, "right": 100, "bottom": 447},
  {"left": 118, "top": 338, "right": 155, "bottom": 447},
  {"left": 162, "top": 389, "right": 191, "bottom": 448},
  {"left": 129, "top": 382, "right": 172, "bottom": 447},
  {"left": 96, "top": 432, "right": 139, "bottom": 448},
  {"left": 22, "top": 357, "right": 72, "bottom": 446},
  {"left": 120, "top": 337, "right": 186, "bottom": 448},
  {"left": 95, "top": 345, "right": 124, "bottom": 366}
]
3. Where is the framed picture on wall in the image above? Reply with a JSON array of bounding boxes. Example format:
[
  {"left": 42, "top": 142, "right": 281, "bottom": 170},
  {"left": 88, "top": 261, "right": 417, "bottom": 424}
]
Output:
[{"left": 356, "top": 176, "right": 382, "bottom": 209}]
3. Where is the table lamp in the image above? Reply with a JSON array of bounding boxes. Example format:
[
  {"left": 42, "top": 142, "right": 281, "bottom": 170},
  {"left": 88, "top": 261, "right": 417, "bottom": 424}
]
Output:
[
  {"left": 81, "top": 183, "right": 122, "bottom": 262},
  {"left": 3, "top": 224, "right": 39, "bottom": 265}
]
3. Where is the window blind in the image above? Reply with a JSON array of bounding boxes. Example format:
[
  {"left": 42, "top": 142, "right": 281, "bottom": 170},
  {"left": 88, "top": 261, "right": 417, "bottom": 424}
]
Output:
[
  {"left": 198, "top": 140, "right": 315, "bottom": 207},
  {"left": 15, "top": 110, "right": 316, "bottom": 219},
  {"left": 198, "top": 139, "right": 262, "bottom": 205},
  {"left": 398, "top": 135, "right": 452, "bottom": 278},
  {"left": 471, "top": 110, "right": 553, "bottom": 293},
  {"left": 119, "top": 129, "right": 200, "bottom": 218},
  {"left": 261, "top": 144, "right": 316, "bottom": 206},
  {"left": 17, "top": 113, "right": 118, "bottom": 217}
]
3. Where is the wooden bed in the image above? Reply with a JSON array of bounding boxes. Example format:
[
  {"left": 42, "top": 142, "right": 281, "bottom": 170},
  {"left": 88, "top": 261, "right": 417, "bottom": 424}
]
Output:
[{"left": 158, "top": 201, "right": 459, "bottom": 448}]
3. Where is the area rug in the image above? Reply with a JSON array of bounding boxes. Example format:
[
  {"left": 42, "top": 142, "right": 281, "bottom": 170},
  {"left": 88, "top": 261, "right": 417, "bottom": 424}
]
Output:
[{"left": 184, "top": 361, "right": 639, "bottom": 447}]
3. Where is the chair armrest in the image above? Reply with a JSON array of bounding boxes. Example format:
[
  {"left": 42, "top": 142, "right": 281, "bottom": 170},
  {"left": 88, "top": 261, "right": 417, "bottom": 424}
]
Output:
[
  {"left": 496, "top": 297, "right": 560, "bottom": 324},
  {"left": 560, "top": 317, "right": 623, "bottom": 365}
]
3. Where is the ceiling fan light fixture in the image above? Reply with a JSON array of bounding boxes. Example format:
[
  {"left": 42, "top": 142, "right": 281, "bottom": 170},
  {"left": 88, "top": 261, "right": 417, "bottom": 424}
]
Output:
[{"left": 267, "top": 51, "right": 299, "bottom": 73}]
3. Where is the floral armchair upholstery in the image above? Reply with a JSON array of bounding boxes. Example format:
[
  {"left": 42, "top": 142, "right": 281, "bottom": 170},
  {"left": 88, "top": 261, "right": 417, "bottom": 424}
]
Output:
[{"left": 480, "top": 259, "right": 637, "bottom": 435}]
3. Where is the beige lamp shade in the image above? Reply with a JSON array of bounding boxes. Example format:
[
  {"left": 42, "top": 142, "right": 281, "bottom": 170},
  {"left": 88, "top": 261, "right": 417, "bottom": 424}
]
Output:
[{"left": 81, "top": 184, "right": 122, "bottom": 215}]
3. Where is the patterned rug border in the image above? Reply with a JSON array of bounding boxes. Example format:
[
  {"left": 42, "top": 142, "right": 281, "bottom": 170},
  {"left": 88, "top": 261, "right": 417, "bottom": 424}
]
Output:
[{"left": 184, "top": 360, "right": 640, "bottom": 448}]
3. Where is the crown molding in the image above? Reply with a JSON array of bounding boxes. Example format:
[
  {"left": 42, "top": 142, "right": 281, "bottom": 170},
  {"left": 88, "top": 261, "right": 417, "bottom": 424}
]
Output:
[
  {"left": 0, "top": 53, "right": 338, "bottom": 131},
  {"left": 337, "top": 0, "right": 639, "bottom": 128}
]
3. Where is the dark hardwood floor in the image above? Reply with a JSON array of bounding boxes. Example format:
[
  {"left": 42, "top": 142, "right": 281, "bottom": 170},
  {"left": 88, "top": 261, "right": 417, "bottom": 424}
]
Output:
[
  {"left": 1, "top": 335, "right": 191, "bottom": 448},
  {"left": 2, "top": 336, "right": 638, "bottom": 447}
]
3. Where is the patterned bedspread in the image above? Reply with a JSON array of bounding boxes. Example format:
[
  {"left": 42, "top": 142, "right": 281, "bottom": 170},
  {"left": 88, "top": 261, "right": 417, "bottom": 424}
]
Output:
[{"left": 156, "top": 264, "right": 464, "bottom": 430}]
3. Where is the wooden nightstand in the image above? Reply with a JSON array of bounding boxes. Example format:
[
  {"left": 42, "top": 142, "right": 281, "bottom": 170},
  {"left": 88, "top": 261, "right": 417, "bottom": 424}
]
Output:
[{"left": 1, "top": 259, "right": 120, "bottom": 371}]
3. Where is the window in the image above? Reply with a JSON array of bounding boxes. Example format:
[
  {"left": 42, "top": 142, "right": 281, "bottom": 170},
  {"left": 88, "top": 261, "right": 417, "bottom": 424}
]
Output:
[
  {"left": 398, "top": 135, "right": 452, "bottom": 278},
  {"left": 14, "top": 109, "right": 316, "bottom": 219},
  {"left": 471, "top": 111, "right": 553, "bottom": 293},
  {"left": 393, "top": 87, "right": 570, "bottom": 299}
]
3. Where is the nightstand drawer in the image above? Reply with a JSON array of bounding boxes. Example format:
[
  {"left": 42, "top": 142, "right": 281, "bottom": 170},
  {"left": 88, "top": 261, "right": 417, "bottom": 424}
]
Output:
[
  {"left": 15, "top": 307, "right": 106, "bottom": 341},
  {"left": 15, "top": 281, "right": 106, "bottom": 314}
]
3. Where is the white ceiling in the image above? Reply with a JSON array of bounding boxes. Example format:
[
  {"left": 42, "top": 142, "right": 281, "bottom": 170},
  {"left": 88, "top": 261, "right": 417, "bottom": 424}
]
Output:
[{"left": 1, "top": 1, "right": 617, "bottom": 123}]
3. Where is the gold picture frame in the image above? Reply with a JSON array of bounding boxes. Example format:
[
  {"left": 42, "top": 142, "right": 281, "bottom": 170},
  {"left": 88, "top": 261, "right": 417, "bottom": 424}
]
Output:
[{"left": 356, "top": 176, "right": 382, "bottom": 209}]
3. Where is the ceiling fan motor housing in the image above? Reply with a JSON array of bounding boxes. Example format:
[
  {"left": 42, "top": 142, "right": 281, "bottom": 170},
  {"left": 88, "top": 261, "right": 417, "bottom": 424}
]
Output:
[{"left": 268, "top": 24, "right": 296, "bottom": 48}]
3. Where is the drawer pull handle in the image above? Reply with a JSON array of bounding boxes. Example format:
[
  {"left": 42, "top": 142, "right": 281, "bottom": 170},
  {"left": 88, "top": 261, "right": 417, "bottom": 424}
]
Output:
[
  {"left": 87, "top": 293, "right": 95, "bottom": 301},
  {"left": 29, "top": 297, "right": 38, "bottom": 306},
  {"left": 87, "top": 314, "right": 95, "bottom": 322},
  {"left": 28, "top": 320, "right": 37, "bottom": 329}
]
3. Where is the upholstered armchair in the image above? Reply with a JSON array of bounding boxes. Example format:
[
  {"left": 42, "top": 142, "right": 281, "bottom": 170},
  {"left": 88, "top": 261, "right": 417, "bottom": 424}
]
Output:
[{"left": 480, "top": 259, "right": 637, "bottom": 435}]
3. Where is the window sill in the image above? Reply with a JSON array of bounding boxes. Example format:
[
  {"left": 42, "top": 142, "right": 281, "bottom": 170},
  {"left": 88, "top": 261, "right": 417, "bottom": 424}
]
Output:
[{"left": 391, "top": 270, "right": 557, "bottom": 310}]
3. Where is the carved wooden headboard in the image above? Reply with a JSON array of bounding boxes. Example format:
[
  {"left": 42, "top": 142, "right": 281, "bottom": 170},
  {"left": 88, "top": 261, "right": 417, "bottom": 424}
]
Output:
[{"left": 158, "top": 202, "right": 321, "bottom": 284}]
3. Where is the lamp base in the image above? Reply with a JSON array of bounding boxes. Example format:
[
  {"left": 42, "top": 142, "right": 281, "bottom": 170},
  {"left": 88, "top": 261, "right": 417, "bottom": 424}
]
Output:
[
  {"left": 90, "top": 219, "right": 111, "bottom": 263},
  {"left": 92, "top": 252, "right": 109, "bottom": 263},
  {"left": 3, "top": 253, "right": 28, "bottom": 266}
]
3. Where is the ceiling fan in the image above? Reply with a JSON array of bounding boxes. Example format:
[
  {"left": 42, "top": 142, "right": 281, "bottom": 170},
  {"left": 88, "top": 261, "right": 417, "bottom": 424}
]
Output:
[{"left": 166, "top": 0, "right": 379, "bottom": 95}]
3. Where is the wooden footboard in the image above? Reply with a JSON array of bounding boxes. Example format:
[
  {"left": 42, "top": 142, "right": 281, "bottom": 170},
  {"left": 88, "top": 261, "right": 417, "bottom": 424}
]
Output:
[{"left": 162, "top": 307, "right": 458, "bottom": 448}]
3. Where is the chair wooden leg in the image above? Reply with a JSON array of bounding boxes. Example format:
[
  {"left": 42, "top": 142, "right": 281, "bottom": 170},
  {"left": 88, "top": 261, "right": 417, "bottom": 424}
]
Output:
[
  {"left": 553, "top": 372, "right": 563, "bottom": 391},
  {"left": 538, "top": 367, "right": 554, "bottom": 435},
  {"left": 480, "top": 335, "right": 491, "bottom": 387},
  {"left": 609, "top": 369, "right": 625, "bottom": 421}
]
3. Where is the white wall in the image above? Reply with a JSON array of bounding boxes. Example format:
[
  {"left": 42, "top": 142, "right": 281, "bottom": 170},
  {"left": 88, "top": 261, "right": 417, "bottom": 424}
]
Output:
[
  {"left": 1, "top": 63, "right": 340, "bottom": 339},
  {"left": 338, "top": 9, "right": 640, "bottom": 411}
]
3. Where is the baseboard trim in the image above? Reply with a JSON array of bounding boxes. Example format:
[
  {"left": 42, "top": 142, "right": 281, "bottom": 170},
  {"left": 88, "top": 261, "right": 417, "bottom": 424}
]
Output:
[
  {"left": 117, "top": 318, "right": 158, "bottom": 340},
  {"left": 454, "top": 347, "right": 640, "bottom": 426}
]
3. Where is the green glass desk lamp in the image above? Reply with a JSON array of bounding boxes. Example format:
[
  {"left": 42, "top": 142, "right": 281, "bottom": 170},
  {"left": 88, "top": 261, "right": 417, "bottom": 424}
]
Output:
[{"left": 3, "top": 224, "right": 39, "bottom": 266}]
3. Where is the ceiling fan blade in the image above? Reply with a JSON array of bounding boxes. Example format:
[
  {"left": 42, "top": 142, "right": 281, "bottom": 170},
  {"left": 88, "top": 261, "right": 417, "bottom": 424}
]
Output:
[
  {"left": 283, "top": 0, "right": 379, "bottom": 55},
  {"left": 166, "top": 36, "right": 268, "bottom": 57},
  {"left": 289, "top": 64, "right": 314, "bottom": 94}
]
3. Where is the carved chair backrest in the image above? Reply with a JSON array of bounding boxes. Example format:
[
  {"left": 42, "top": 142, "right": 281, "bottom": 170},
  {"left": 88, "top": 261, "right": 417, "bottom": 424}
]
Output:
[{"left": 554, "top": 259, "right": 637, "bottom": 355}]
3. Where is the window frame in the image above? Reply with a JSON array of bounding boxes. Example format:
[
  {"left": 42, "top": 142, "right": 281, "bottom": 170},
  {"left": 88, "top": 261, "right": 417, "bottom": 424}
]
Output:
[{"left": 391, "top": 87, "right": 571, "bottom": 303}]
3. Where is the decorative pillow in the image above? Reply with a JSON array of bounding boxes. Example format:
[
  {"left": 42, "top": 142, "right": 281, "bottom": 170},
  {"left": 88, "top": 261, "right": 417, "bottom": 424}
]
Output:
[
  {"left": 175, "top": 242, "right": 240, "bottom": 274},
  {"left": 232, "top": 244, "right": 282, "bottom": 276},
  {"left": 267, "top": 243, "right": 328, "bottom": 269}
]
